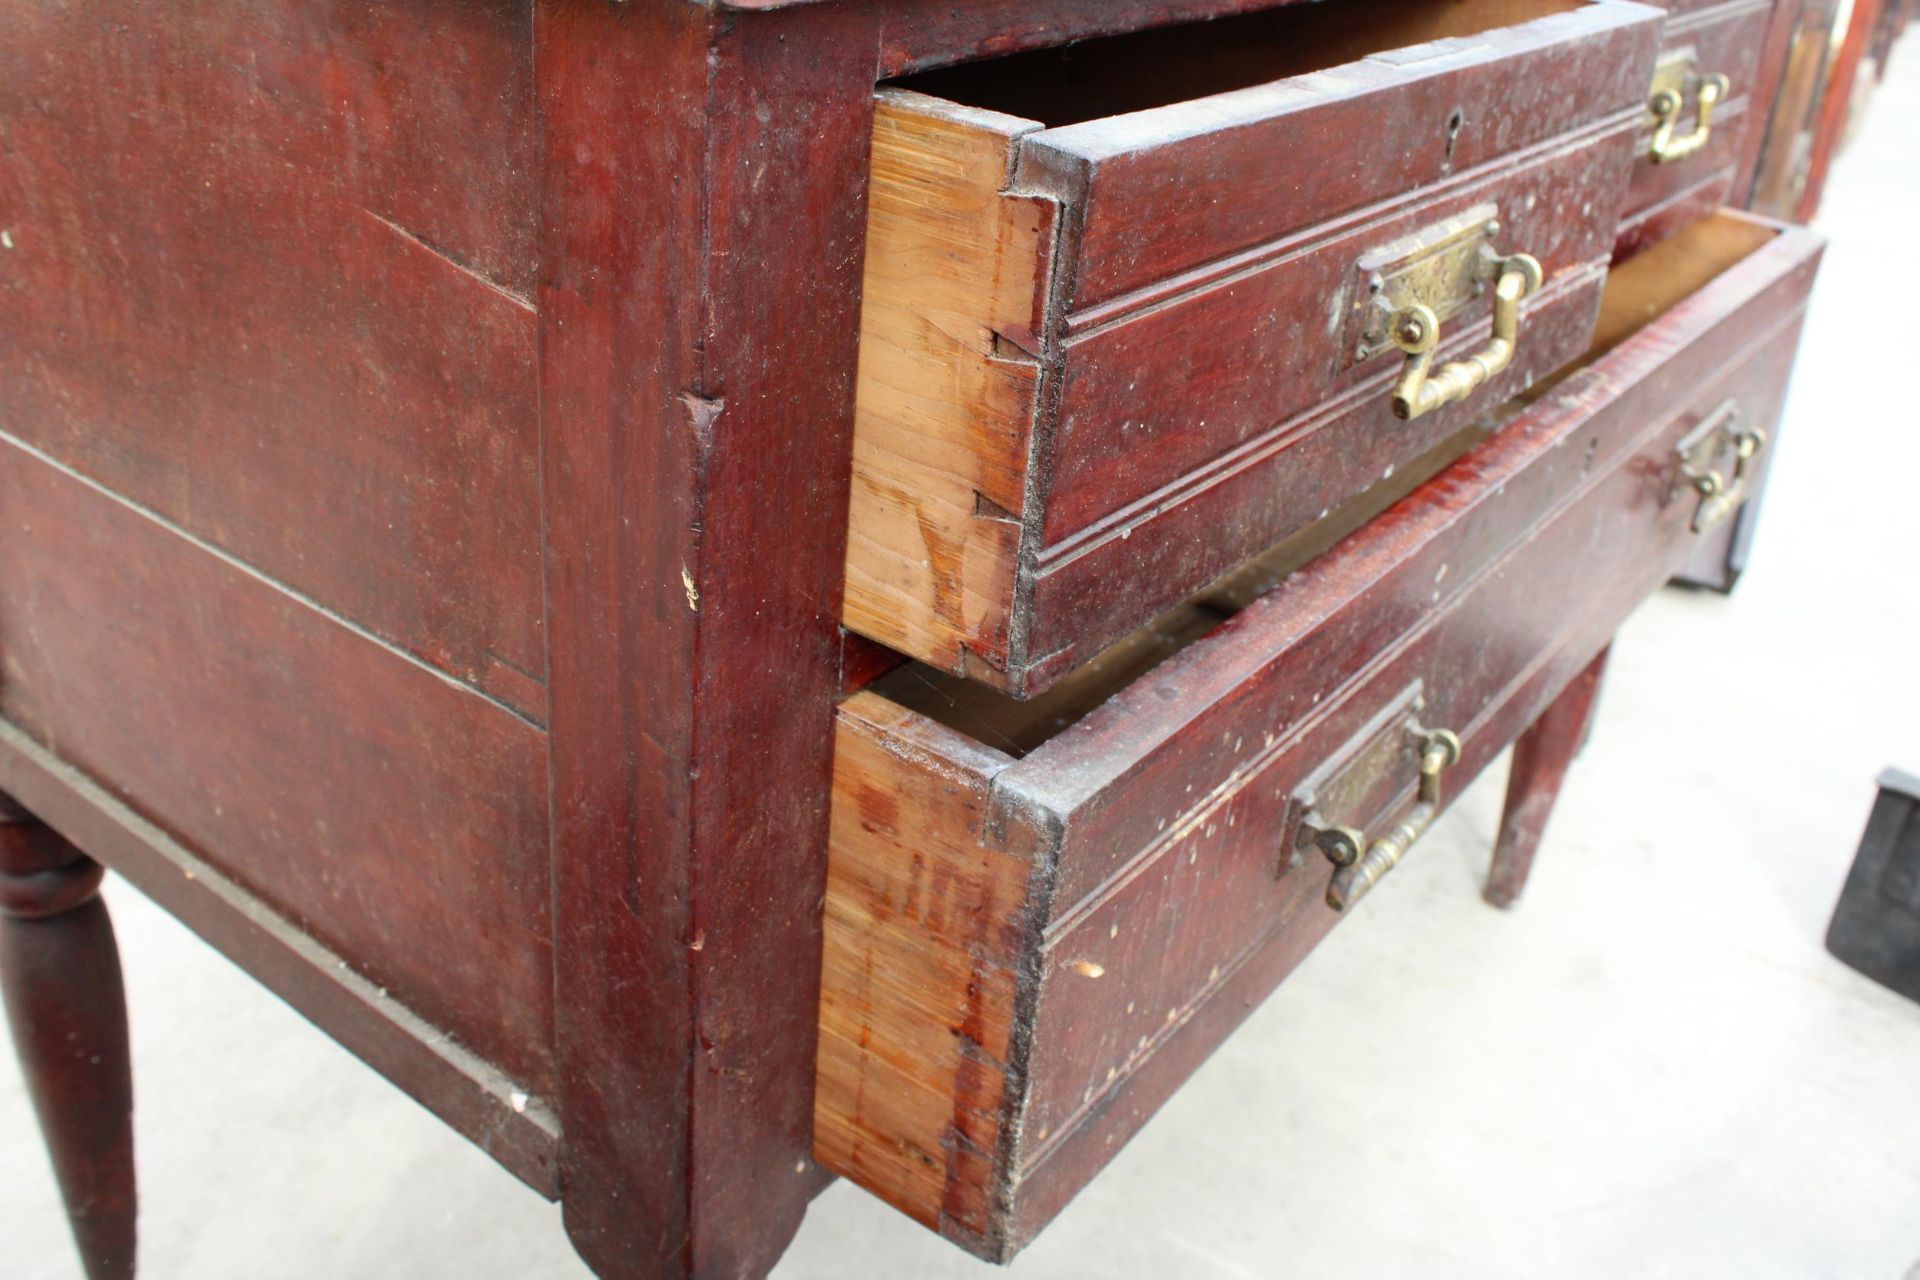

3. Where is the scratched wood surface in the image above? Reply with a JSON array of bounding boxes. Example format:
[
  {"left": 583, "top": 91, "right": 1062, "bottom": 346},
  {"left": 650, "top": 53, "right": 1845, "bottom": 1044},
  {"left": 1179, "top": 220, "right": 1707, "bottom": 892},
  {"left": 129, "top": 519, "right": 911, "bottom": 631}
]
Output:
[
  {"left": 841, "top": 0, "right": 1663, "bottom": 696},
  {"left": 0, "top": 0, "right": 559, "bottom": 1101},
  {"left": 816, "top": 214, "right": 1824, "bottom": 1260},
  {"left": 0, "top": 0, "right": 546, "bottom": 719}
]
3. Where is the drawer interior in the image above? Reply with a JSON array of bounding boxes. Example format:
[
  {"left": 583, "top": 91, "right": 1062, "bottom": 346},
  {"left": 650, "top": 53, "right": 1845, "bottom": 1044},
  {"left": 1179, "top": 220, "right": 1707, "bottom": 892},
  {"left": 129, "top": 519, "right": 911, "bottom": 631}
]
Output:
[
  {"left": 1589, "top": 212, "right": 1780, "bottom": 354},
  {"left": 893, "top": 0, "right": 1585, "bottom": 126}
]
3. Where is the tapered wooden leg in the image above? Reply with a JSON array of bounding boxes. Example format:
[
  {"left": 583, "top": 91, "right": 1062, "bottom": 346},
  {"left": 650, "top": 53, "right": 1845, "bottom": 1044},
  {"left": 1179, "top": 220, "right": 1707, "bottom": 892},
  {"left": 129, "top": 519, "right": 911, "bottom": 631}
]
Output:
[
  {"left": 0, "top": 796, "right": 136, "bottom": 1280},
  {"left": 1486, "top": 647, "right": 1611, "bottom": 910}
]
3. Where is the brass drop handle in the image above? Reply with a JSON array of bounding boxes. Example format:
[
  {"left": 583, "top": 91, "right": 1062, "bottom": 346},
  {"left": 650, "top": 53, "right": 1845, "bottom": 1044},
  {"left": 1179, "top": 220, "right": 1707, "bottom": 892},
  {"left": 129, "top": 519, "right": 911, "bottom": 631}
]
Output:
[
  {"left": 1310, "top": 727, "right": 1463, "bottom": 912},
  {"left": 1388, "top": 253, "right": 1543, "bottom": 421},
  {"left": 1649, "top": 73, "right": 1729, "bottom": 165},
  {"left": 1683, "top": 423, "right": 1766, "bottom": 532}
]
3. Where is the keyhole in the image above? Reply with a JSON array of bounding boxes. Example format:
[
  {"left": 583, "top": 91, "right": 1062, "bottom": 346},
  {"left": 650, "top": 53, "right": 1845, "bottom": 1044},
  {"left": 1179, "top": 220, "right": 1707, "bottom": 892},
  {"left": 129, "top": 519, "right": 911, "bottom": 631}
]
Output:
[{"left": 1444, "top": 109, "right": 1465, "bottom": 166}]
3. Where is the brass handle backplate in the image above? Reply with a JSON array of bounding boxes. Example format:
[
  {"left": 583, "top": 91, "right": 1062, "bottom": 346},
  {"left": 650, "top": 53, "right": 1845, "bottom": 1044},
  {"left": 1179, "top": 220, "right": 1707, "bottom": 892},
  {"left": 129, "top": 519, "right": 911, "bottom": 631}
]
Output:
[
  {"left": 1307, "top": 727, "right": 1463, "bottom": 912},
  {"left": 1389, "top": 252, "right": 1543, "bottom": 421},
  {"left": 1678, "top": 408, "right": 1767, "bottom": 533},
  {"left": 1649, "top": 72, "right": 1729, "bottom": 164}
]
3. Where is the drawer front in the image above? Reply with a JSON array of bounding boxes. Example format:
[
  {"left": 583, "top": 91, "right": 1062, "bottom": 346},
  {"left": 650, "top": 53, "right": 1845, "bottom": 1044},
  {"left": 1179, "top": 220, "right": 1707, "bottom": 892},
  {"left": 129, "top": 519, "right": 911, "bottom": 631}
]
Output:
[
  {"left": 844, "top": 1, "right": 1665, "bottom": 697},
  {"left": 1614, "top": 0, "right": 1776, "bottom": 260},
  {"left": 818, "top": 215, "right": 1823, "bottom": 1260}
]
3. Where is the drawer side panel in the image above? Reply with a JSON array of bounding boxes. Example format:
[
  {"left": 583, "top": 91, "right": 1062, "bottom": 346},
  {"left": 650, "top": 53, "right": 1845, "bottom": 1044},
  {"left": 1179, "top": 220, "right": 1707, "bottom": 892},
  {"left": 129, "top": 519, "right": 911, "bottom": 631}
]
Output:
[
  {"left": 843, "top": 94, "right": 1053, "bottom": 679},
  {"left": 815, "top": 693, "right": 1035, "bottom": 1253}
]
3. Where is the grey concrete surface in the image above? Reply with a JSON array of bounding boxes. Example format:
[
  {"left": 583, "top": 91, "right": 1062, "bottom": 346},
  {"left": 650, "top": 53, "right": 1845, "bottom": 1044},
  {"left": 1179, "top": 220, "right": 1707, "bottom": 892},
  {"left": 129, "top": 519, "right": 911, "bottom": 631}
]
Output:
[{"left": 8, "top": 35, "right": 1920, "bottom": 1280}]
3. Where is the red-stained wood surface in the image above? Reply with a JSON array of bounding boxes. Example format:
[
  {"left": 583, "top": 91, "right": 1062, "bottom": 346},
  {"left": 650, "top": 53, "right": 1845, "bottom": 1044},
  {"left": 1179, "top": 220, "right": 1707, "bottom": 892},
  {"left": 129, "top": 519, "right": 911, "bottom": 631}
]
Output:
[
  {"left": 1486, "top": 645, "right": 1611, "bottom": 908},
  {"left": 534, "top": 2, "right": 877, "bottom": 1274},
  {"left": 0, "top": 0, "right": 546, "bottom": 720},
  {"left": 819, "top": 215, "right": 1823, "bottom": 1259},
  {"left": 0, "top": 439, "right": 558, "bottom": 1097},
  {"left": 0, "top": 0, "right": 1841, "bottom": 1274},
  {"left": 1013, "top": 220, "right": 1816, "bottom": 1239},
  {"left": 0, "top": 797, "right": 135, "bottom": 1280},
  {"left": 1612, "top": 0, "right": 1777, "bottom": 260},
  {"left": 1004, "top": 2, "right": 1659, "bottom": 308},
  {"left": 847, "top": 0, "right": 1664, "bottom": 696}
]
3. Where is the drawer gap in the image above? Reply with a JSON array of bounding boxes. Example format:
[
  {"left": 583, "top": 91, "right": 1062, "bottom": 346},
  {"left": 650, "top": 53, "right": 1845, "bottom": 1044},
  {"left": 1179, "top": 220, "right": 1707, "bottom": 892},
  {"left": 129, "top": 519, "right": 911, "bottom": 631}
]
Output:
[
  {"left": 867, "top": 419, "right": 1488, "bottom": 758},
  {"left": 889, "top": 0, "right": 1584, "bottom": 128}
]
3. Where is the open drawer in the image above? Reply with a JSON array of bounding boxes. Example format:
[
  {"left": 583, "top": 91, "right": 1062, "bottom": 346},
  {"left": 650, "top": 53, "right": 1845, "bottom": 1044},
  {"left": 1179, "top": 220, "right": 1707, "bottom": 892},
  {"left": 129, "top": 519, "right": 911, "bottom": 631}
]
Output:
[
  {"left": 1614, "top": 0, "right": 1781, "bottom": 260},
  {"left": 843, "top": 0, "right": 1664, "bottom": 697},
  {"left": 816, "top": 212, "right": 1823, "bottom": 1260}
]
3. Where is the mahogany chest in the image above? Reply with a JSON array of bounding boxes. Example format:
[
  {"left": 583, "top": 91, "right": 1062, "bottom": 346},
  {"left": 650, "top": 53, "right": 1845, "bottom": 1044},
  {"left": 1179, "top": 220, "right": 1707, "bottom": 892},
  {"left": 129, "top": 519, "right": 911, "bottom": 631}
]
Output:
[{"left": 0, "top": 1, "right": 1839, "bottom": 1276}]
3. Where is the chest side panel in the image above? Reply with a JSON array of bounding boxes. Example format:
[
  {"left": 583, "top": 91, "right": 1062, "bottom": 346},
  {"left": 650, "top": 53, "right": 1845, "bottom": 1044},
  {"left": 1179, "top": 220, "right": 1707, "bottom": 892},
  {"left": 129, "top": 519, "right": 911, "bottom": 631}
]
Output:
[{"left": 0, "top": 0, "right": 545, "bottom": 718}]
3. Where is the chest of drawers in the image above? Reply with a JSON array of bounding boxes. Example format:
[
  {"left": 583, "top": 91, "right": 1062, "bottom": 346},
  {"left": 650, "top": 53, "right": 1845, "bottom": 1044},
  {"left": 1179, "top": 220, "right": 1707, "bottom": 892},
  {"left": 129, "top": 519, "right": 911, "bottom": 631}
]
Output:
[{"left": 0, "top": 2, "right": 1837, "bottom": 1278}]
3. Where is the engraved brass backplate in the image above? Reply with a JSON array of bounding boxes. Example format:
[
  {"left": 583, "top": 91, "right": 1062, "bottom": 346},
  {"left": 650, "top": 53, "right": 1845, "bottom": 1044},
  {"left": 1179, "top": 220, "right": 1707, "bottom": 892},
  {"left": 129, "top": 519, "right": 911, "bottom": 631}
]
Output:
[
  {"left": 1347, "top": 204, "right": 1504, "bottom": 365},
  {"left": 1672, "top": 398, "right": 1765, "bottom": 532},
  {"left": 1284, "top": 679, "right": 1463, "bottom": 910},
  {"left": 1645, "top": 47, "right": 1697, "bottom": 127},
  {"left": 1284, "top": 681, "right": 1426, "bottom": 873}
]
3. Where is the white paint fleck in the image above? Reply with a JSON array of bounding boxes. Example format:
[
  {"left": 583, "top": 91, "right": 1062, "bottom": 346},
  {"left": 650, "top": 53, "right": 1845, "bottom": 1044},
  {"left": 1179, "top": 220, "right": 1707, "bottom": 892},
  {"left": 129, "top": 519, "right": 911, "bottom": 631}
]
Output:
[
  {"left": 510, "top": 1090, "right": 530, "bottom": 1114},
  {"left": 681, "top": 565, "right": 699, "bottom": 611},
  {"left": 1383, "top": 464, "right": 1395, "bottom": 480},
  {"left": 1109, "top": 922, "right": 1119, "bottom": 939},
  {"left": 1072, "top": 960, "right": 1106, "bottom": 978},
  {"left": 0, "top": 230, "right": 12, "bottom": 250}
]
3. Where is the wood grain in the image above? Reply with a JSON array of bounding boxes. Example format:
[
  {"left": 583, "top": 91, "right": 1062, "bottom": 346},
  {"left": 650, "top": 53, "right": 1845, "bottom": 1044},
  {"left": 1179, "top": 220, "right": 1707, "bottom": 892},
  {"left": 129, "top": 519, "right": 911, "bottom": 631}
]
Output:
[
  {"left": 842, "top": 93, "right": 1053, "bottom": 678},
  {"left": 818, "top": 215, "right": 1825, "bottom": 1260},
  {"left": 0, "top": 0, "right": 546, "bottom": 719},
  {"left": 844, "top": 0, "right": 1664, "bottom": 695},
  {"left": 0, "top": 437, "right": 558, "bottom": 1097},
  {"left": 814, "top": 694, "right": 1030, "bottom": 1248},
  {"left": 535, "top": 3, "right": 879, "bottom": 1274}
]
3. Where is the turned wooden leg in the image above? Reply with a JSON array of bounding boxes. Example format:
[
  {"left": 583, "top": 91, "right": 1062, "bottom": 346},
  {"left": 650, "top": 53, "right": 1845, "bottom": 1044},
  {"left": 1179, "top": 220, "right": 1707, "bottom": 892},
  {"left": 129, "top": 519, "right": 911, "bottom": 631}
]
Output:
[
  {"left": 1486, "top": 647, "right": 1611, "bottom": 910},
  {"left": 0, "top": 796, "right": 136, "bottom": 1280}
]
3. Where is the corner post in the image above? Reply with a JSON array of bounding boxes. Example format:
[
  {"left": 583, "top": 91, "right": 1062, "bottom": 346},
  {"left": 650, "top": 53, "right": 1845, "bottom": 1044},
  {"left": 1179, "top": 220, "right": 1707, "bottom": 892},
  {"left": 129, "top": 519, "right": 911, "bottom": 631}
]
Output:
[{"left": 534, "top": 2, "right": 880, "bottom": 1274}]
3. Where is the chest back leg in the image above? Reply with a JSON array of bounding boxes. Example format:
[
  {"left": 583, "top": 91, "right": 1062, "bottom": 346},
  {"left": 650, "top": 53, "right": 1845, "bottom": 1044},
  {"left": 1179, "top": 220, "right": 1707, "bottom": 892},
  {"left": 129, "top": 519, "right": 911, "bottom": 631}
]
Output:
[{"left": 1486, "top": 646, "right": 1611, "bottom": 909}]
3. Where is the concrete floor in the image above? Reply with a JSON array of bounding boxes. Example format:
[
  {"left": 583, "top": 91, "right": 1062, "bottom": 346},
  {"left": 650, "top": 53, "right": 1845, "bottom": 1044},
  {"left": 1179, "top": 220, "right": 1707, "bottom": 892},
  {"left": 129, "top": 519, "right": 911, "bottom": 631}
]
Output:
[{"left": 9, "top": 37, "right": 1920, "bottom": 1280}]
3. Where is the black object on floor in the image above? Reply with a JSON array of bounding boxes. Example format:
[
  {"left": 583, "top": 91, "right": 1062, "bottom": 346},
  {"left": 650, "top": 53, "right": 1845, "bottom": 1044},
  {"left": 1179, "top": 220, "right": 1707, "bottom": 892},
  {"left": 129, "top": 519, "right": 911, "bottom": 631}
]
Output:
[{"left": 1828, "top": 768, "right": 1920, "bottom": 1004}]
